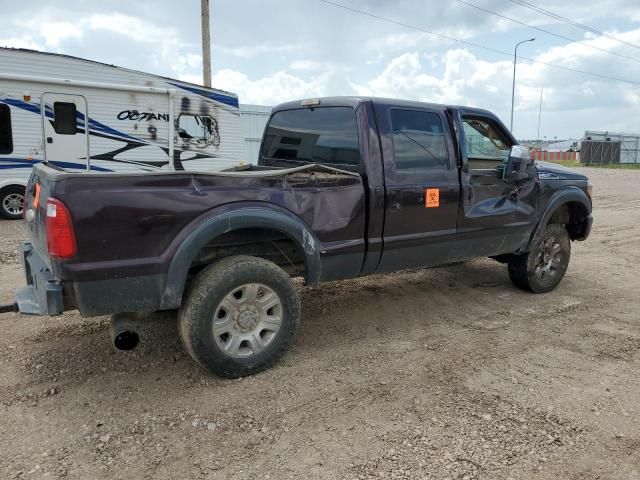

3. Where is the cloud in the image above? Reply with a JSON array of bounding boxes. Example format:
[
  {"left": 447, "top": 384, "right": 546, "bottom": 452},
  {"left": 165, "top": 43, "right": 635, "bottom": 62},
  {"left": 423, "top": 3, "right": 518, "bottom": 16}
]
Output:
[
  {"left": 367, "top": 32, "right": 430, "bottom": 53},
  {"left": 0, "top": 35, "right": 42, "bottom": 50},
  {"left": 349, "top": 32, "right": 640, "bottom": 138},
  {"left": 350, "top": 52, "right": 440, "bottom": 100},
  {"left": 204, "top": 69, "right": 329, "bottom": 105},
  {"left": 218, "top": 44, "right": 300, "bottom": 58},
  {"left": 289, "top": 60, "right": 327, "bottom": 71},
  {"left": 82, "top": 13, "right": 172, "bottom": 43},
  {"left": 1, "top": 0, "right": 640, "bottom": 138},
  {"left": 14, "top": 12, "right": 205, "bottom": 84},
  {"left": 38, "top": 22, "right": 82, "bottom": 47},
  {"left": 349, "top": 50, "right": 513, "bottom": 109}
]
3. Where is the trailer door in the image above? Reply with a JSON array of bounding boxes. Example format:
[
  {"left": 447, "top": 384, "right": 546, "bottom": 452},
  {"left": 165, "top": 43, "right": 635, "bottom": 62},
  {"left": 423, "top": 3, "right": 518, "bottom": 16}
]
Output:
[{"left": 41, "top": 93, "right": 89, "bottom": 171}]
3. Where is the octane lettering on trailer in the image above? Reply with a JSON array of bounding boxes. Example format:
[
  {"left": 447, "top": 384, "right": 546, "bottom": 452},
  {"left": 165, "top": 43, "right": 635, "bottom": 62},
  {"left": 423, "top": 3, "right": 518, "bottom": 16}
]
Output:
[{"left": 117, "top": 110, "right": 170, "bottom": 122}]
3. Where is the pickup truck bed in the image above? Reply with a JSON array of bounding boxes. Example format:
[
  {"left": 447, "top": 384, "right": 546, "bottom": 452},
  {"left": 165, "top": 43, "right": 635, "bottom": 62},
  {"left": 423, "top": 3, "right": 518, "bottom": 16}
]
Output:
[{"left": 21, "top": 162, "right": 365, "bottom": 316}]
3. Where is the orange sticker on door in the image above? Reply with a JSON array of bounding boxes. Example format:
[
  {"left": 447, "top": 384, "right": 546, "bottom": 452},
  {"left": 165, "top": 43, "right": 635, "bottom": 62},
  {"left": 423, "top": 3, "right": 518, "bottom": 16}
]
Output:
[{"left": 425, "top": 188, "right": 439, "bottom": 208}]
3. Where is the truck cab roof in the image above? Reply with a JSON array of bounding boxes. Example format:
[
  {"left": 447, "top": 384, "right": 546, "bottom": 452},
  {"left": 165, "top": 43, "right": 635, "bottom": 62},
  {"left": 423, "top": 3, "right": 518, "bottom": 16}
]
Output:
[{"left": 271, "top": 96, "right": 496, "bottom": 119}]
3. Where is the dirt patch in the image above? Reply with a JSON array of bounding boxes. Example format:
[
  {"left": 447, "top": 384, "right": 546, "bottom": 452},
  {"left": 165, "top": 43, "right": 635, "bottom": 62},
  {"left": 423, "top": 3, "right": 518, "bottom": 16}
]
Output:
[
  {"left": 0, "top": 220, "right": 25, "bottom": 264},
  {"left": 1, "top": 168, "right": 640, "bottom": 479}
]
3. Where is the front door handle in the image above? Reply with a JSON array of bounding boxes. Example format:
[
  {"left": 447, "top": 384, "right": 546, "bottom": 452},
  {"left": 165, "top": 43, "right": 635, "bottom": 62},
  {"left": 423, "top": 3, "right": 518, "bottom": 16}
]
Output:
[{"left": 46, "top": 137, "right": 53, "bottom": 144}]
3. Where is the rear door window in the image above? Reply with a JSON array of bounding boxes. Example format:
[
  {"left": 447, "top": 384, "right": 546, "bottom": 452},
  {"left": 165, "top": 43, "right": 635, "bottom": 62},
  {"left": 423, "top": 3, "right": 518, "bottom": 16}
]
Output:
[
  {"left": 391, "top": 109, "right": 449, "bottom": 173},
  {"left": 53, "top": 102, "right": 78, "bottom": 135},
  {"left": 0, "top": 104, "right": 13, "bottom": 154},
  {"left": 261, "top": 107, "right": 360, "bottom": 167}
]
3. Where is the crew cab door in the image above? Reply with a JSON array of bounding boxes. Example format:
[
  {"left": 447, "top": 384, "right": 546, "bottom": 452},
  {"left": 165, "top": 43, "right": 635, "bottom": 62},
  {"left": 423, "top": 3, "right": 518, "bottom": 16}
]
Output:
[
  {"left": 454, "top": 109, "right": 539, "bottom": 256},
  {"left": 41, "top": 93, "right": 89, "bottom": 171},
  {"left": 374, "top": 103, "right": 461, "bottom": 273}
]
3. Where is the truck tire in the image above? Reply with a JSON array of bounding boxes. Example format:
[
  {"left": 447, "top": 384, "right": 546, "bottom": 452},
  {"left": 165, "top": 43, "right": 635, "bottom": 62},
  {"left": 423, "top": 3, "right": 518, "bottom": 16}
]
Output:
[
  {"left": 508, "top": 224, "right": 571, "bottom": 293},
  {"left": 178, "top": 255, "right": 301, "bottom": 378},
  {"left": 0, "top": 185, "right": 26, "bottom": 220}
]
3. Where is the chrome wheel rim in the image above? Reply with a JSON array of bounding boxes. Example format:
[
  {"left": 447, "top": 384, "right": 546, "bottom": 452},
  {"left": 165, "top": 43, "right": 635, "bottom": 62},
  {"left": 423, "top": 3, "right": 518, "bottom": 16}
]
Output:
[
  {"left": 213, "top": 283, "right": 283, "bottom": 358},
  {"left": 2, "top": 193, "right": 24, "bottom": 216},
  {"left": 535, "top": 236, "right": 562, "bottom": 280}
]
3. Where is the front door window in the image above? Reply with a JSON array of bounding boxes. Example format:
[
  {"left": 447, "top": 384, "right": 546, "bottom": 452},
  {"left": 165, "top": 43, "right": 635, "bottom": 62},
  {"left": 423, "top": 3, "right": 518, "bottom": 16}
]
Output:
[{"left": 462, "top": 118, "right": 511, "bottom": 171}]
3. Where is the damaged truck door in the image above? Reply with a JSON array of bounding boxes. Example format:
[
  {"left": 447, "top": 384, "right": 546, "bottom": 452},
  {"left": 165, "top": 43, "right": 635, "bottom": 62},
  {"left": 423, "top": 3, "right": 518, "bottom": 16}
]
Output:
[{"left": 456, "top": 112, "right": 539, "bottom": 257}]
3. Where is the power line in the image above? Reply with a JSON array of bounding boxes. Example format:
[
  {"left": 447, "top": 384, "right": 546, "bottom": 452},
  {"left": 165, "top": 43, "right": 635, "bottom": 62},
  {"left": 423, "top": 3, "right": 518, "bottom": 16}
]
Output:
[
  {"left": 506, "top": 0, "right": 640, "bottom": 51},
  {"left": 455, "top": 0, "right": 640, "bottom": 64},
  {"left": 317, "top": 0, "right": 640, "bottom": 87}
]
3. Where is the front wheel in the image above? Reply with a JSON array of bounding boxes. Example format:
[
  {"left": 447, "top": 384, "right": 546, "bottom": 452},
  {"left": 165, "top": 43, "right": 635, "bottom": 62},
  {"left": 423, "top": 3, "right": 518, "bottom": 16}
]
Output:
[
  {"left": 508, "top": 224, "right": 571, "bottom": 293},
  {"left": 179, "top": 256, "right": 301, "bottom": 378}
]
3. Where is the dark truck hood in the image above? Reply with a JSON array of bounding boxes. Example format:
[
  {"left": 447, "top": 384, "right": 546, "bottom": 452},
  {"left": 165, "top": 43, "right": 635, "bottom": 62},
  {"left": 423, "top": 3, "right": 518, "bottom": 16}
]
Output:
[{"left": 535, "top": 161, "right": 588, "bottom": 181}]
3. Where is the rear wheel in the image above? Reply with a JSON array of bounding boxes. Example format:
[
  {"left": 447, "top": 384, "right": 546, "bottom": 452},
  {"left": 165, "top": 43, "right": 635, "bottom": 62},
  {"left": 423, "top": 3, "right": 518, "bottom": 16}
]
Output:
[
  {"left": 508, "top": 224, "right": 571, "bottom": 293},
  {"left": 179, "top": 256, "right": 301, "bottom": 378},
  {"left": 0, "top": 185, "right": 25, "bottom": 220}
]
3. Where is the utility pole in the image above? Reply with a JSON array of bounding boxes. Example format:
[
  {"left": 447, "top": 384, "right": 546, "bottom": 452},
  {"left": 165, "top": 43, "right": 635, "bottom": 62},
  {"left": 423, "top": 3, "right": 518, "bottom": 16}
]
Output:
[
  {"left": 201, "top": 0, "right": 212, "bottom": 87},
  {"left": 537, "top": 88, "right": 543, "bottom": 150},
  {"left": 510, "top": 37, "right": 535, "bottom": 133}
]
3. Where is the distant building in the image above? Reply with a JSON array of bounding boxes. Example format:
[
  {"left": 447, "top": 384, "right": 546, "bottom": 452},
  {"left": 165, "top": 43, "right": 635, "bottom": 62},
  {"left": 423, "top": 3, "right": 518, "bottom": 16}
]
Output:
[
  {"left": 581, "top": 131, "right": 640, "bottom": 164},
  {"left": 546, "top": 139, "right": 580, "bottom": 152},
  {"left": 518, "top": 139, "right": 579, "bottom": 152}
]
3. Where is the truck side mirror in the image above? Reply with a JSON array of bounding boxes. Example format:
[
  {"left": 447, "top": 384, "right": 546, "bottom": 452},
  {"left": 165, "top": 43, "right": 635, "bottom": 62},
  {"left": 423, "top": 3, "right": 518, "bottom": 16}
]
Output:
[{"left": 503, "top": 145, "right": 534, "bottom": 182}]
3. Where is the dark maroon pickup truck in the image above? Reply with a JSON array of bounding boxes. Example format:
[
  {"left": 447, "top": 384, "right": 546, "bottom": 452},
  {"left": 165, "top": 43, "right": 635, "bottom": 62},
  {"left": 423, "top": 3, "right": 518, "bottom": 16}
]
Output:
[{"left": 9, "top": 97, "right": 593, "bottom": 377}]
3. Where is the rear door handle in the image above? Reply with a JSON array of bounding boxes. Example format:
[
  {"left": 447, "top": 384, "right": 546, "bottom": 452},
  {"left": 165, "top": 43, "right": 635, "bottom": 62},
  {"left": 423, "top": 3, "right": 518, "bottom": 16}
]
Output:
[{"left": 46, "top": 137, "right": 53, "bottom": 144}]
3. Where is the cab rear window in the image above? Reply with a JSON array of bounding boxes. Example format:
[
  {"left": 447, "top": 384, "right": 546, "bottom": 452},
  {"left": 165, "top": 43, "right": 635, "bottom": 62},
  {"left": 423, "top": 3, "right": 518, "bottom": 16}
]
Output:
[{"left": 261, "top": 107, "right": 360, "bottom": 166}]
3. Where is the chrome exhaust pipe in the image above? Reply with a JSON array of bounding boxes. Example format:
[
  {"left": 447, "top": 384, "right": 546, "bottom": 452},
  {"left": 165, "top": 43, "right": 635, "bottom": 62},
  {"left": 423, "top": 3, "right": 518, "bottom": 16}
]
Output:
[{"left": 110, "top": 313, "right": 140, "bottom": 351}]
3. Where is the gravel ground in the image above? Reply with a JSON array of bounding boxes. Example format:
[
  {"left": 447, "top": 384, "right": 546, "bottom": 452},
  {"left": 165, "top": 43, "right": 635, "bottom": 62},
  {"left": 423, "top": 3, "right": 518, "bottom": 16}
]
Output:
[{"left": 0, "top": 167, "right": 638, "bottom": 479}]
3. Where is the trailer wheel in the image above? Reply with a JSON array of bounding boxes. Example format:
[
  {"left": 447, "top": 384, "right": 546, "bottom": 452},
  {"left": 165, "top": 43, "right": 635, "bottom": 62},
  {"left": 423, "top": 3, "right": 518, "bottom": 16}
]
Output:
[
  {"left": 508, "top": 224, "right": 571, "bottom": 293},
  {"left": 0, "top": 185, "right": 25, "bottom": 220},
  {"left": 179, "top": 256, "right": 301, "bottom": 378}
]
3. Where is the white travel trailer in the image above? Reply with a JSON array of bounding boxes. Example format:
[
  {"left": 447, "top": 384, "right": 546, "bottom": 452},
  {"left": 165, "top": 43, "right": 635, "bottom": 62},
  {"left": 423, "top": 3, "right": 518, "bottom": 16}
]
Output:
[
  {"left": 0, "top": 48, "right": 252, "bottom": 219},
  {"left": 239, "top": 104, "right": 273, "bottom": 165}
]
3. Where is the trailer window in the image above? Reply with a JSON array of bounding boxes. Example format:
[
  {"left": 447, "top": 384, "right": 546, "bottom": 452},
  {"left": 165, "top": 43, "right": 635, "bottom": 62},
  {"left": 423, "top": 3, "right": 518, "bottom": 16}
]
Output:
[
  {"left": 0, "top": 104, "right": 13, "bottom": 154},
  {"left": 261, "top": 107, "right": 360, "bottom": 166},
  {"left": 391, "top": 109, "right": 449, "bottom": 172},
  {"left": 178, "top": 114, "right": 215, "bottom": 141},
  {"left": 53, "top": 102, "right": 78, "bottom": 135}
]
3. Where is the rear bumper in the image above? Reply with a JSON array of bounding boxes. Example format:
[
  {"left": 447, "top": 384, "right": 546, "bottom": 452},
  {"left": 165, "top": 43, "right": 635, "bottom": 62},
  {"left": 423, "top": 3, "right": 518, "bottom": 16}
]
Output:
[
  {"left": 15, "top": 242, "right": 166, "bottom": 317},
  {"left": 16, "top": 242, "right": 64, "bottom": 315}
]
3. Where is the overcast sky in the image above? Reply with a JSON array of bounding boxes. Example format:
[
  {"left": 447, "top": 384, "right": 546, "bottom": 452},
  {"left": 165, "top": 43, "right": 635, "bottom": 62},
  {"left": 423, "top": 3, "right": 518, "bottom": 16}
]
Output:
[{"left": 2, "top": 0, "right": 639, "bottom": 139}]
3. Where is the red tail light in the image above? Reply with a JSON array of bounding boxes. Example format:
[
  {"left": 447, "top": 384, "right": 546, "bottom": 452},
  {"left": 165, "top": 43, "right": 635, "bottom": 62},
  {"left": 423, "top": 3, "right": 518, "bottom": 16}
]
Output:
[{"left": 46, "top": 198, "right": 77, "bottom": 259}]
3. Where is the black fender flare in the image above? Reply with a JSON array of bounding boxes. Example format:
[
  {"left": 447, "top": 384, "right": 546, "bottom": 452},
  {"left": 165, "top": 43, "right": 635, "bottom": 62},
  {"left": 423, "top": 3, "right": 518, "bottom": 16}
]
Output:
[
  {"left": 159, "top": 205, "right": 321, "bottom": 309},
  {"left": 526, "top": 187, "right": 592, "bottom": 250}
]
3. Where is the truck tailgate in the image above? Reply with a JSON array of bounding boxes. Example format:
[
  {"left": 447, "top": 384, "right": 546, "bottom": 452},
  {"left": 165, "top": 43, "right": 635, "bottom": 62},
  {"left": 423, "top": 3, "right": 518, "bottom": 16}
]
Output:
[
  {"left": 23, "top": 167, "right": 49, "bottom": 261},
  {"left": 16, "top": 163, "right": 67, "bottom": 315}
]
